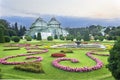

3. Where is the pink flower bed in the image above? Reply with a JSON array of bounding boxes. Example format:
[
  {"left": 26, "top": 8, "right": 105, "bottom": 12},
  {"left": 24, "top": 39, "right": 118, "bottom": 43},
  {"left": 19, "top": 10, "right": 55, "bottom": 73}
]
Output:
[
  {"left": 52, "top": 52, "right": 104, "bottom": 72},
  {"left": 0, "top": 45, "right": 48, "bottom": 65}
]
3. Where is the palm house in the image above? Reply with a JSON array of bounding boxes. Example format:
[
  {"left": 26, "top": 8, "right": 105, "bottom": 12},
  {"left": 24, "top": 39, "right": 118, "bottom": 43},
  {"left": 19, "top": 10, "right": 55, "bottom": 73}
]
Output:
[{"left": 25, "top": 17, "right": 69, "bottom": 39}]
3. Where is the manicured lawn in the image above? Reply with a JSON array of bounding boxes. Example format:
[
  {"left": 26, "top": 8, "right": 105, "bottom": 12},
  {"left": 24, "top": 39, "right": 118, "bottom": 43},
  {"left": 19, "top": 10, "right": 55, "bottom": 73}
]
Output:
[{"left": 0, "top": 40, "right": 115, "bottom": 80}]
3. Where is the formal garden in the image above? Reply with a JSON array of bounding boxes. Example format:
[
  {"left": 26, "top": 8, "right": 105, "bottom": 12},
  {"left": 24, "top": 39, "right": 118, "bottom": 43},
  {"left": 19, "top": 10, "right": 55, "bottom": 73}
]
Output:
[
  {"left": 1, "top": 19, "right": 120, "bottom": 80},
  {"left": 0, "top": 39, "right": 116, "bottom": 80}
]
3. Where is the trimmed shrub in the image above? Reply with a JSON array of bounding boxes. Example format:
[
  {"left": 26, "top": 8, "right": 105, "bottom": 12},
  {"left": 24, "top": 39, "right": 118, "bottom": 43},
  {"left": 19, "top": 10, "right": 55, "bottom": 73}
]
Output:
[
  {"left": 25, "top": 36, "right": 32, "bottom": 41},
  {"left": 60, "top": 36, "right": 64, "bottom": 40},
  {"left": 98, "top": 36, "right": 104, "bottom": 41},
  {"left": 51, "top": 53, "right": 66, "bottom": 57},
  {"left": 4, "top": 36, "right": 11, "bottom": 42},
  {"left": 14, "top": 62, "right": 44, "bottom": 73},
  {"left": 47, "top": 36, "right": 53, "bottom": 41},
  {"left": 60, "top": 49, "right": 73, "bottom": 53},
  {"left": 3, "top": 47, "right": 20, "bottom": 51},
  {"left": 12, "top": 36, "right": 20, "bottom": 42}
]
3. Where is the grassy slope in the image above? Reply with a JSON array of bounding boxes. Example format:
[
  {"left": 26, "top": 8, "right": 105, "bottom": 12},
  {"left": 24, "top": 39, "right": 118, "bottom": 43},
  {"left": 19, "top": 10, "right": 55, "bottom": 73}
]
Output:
[{"left": 0, "top": 40, "right": 115, "bottom": 80}]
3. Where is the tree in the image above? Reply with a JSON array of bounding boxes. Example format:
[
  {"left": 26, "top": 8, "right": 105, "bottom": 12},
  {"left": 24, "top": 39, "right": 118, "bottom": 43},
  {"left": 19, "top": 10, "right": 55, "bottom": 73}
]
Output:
[
  {"left": 8, "top": 29, "right": 17, "bottom": 37},
  {"left": 76, "top": 32, "right": 81, "bottom": 41},
  {"left": 76, "top": 36, "right": 81, "bottom": 41},
  {"left": 33, "top": 35, "right": 36, "bottom": 39},
  {"left": 104, "top": 27, "right": 111, "bottom": 34},
  {"left": 0, "top": 19, "right": 10, "bottom": 28},
  {"left": 0, "top": 28, "right": 5, "bottom": 43},
  {"left": 98, "top": 36, "right": 104, "bottom": 41},
  {"left": 0, "top": 24, "right": 9, "bottom": 36},
  {"left": 36, "top": 33, "right": 42, "bottom": 40},
  {"left": 14, "top": 22, "right": 19, "bottom": 36},
  {"left": 54, "top": 34, "right": 58, "bottom": 39},
  {"left": 66, "top": 35, "right": 74, "bottom": 41},
  {"left": 107, "top": 38, "right": 120, "bottom": 80},
  {"left": 83, "top": 30, "right": 90, "bottom": 41},
  {"left": 18, "top": 25, "right": 27, "bottom": 36},
  {"left": 94, "top": 35, "right": 99, "bottom": 41}
]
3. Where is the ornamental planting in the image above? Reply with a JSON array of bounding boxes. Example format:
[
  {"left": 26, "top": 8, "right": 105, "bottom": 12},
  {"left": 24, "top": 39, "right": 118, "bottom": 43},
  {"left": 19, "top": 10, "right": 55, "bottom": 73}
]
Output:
[{"left": 52, "top": 52, "right": 108, "bottom": 72}]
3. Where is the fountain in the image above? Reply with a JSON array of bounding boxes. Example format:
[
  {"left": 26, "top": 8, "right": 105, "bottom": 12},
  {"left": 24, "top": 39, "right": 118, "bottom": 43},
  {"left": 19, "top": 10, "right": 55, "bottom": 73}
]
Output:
[
  {"left": 51, "top": 41, "right": 106, "bottom": 49},
  {"left": 75, "top": 41, "right": 81, "bottom": 47}
]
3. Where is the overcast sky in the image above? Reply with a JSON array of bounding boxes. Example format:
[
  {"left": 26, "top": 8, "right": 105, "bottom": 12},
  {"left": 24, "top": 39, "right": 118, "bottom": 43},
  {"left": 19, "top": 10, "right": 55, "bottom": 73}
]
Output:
[{"left": 1, "top": 0, "right": 120, "bottom": 19}]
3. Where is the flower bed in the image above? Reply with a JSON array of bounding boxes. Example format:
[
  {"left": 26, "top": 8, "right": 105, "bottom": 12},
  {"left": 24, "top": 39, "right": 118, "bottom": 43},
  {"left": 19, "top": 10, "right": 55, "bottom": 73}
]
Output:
[
  {"left": 51, "top": 53, "right": 66, "bottom": 57},
  {"left": 52, "top": 52, "right": 104, "bottom": 72},
  {"left": 0, "top": 55, "right": 43, "bottom": 65},
  {"left": 0, "top": 45, "right": 48, "bottom": 65}
]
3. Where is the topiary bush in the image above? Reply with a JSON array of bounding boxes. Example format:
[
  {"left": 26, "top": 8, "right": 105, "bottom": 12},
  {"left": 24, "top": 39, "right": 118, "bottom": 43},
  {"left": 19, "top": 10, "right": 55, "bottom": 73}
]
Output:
[
  {"left": 107, "top": 38, "right": 120, "bottom": 80},
  {"left": 4, "top": 36, "right": 11, "bottom": 42},
  {"left": 47, "top": 36, "right": 53, "bottom": 41},
  {"left": 12, "top": 36, "right": 20, "bottom": 42},
  {"left": 14, "top": 62, "right": 44, "bottom": 73},
  {"left": 3, "top": 47, "right": 20, "bottom": 51},
  {"left": 60, "top": 49, "right": 73, "bottom": 53},
  {"left": 25, "top": 36, "right": 32, "bottom": 41},
  {"left": 60, "top": 35, "right": 64, "bottom": 40},
  {"left": 51, "top": 53, "right": 66, "bottom": 57}
]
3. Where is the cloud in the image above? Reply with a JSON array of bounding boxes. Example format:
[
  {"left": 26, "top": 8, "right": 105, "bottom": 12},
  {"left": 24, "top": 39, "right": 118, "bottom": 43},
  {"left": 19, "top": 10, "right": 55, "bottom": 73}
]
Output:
[{"left": 1, "top": 0, "right": 120, "bottom": 18}]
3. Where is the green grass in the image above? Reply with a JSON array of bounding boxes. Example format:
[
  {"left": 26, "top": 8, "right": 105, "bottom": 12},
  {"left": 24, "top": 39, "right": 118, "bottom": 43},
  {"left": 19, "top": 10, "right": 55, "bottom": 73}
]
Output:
[{"left": 0, "top": 40, "right": 115, "bottom": 80}]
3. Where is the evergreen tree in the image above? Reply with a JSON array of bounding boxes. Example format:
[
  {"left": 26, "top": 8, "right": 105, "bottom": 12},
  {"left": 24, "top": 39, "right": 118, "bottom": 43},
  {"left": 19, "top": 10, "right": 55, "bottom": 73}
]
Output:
[
  {"left": 18, "top": 25, "right": 23, "bottom": 36},
  {"left": 8, "top": 29, "right": 17, "bottom": 37},
  {"left": 83, "top": 30, "right": 90, "bottom": 41},
  {"left": 33, "top": 35, "right": 36, "bottom": 39},
  {"left": 37, "top": 33, "right": 42, "bottom": 40},
  {"left": 104, "top": 27, "right": 111, "bottom": 34},
  {"left": 107, "top": 38, "right": 120, "bottom": 80},
  {"left": 0, "top": 28, "right": 5, "bottom": 43},
  {"left": 54, "top": 34, "right": 58, "bottom": 39},
  {"left": 14, "top": 22, "right": 19, "bottom": 36},
  {"left": 0, "top": 19, "right": 10, "bottom": 28},
  {"left": 22, "top": 26, "right": 26, "bottom": 35}
]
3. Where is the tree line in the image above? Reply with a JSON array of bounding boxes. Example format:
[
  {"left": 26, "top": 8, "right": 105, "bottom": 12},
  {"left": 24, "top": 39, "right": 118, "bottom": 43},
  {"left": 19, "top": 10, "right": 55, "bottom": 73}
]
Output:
[
  {"left": 0, "top": 19, "right": 26, "bottom": 43},
  {"left": 1, "top": 18, "right": 120, "bottom": 43},
  {"left": 65, "top": 25, "right": 120, "bottom": 41}
]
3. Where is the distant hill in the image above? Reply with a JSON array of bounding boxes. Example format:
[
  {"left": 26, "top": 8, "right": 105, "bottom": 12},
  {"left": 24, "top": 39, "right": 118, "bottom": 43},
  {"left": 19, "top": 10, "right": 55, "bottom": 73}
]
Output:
[{"left": 1, "top": 16, "right": 120, "bottom": 29}]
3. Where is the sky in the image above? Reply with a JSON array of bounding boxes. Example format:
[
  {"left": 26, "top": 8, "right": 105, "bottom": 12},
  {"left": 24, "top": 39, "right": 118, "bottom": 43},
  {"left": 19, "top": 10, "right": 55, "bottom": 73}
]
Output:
[{"left": 1, "top": 0, "right": 120, "bottom": 27}]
